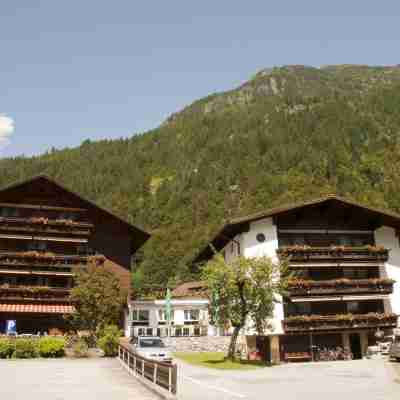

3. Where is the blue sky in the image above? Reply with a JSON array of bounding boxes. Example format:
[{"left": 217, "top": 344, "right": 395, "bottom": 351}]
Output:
[{"left": 1, "top": 1, "right": 400, "bottom": 157}]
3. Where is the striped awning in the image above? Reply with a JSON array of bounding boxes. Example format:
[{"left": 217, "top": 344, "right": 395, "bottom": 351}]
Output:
[{"left": 0, "top": 303, "right": 75, "bottom": 314}]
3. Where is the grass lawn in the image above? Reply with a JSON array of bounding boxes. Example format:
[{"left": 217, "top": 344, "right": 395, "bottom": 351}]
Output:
[{"left": 173, "top": 352, "right": 267, "bottom": 370}]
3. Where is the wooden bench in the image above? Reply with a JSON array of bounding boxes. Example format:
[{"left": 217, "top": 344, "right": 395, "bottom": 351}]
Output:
[{"left": 285, "top": 352, "right": 312, "bottom": 362}]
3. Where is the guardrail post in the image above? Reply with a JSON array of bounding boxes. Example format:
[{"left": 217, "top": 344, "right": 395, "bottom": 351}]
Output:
[
  {"left": 133, "top": 354, "right": 137, "bottom": 376},
  {"left": 127, "top": 352, "right": 131, "bottom": 374},
  {"left": 168, "top": 366, "right": 172, "bottom": 393},
  {"left": 153, "top": 363, "right": 157, "bottom": 384},
  {"left": 142, "top": 359, "right": 145, "bottom": 377}
]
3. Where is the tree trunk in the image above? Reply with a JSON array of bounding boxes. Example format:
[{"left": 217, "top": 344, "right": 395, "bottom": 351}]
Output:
[{"left": 227, "top": 326, "right": 241, "bottom": 360}]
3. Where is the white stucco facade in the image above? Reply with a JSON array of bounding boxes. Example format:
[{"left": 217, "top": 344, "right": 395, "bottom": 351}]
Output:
[
  {"left": 375, "top": 226, "right": 400, "bottom": 325},
  {"left": 222, "top": 217, "right": 284, "bottom": 335},
  {"left": 126, "top": 299, "right": 209, "bottom": 337}
]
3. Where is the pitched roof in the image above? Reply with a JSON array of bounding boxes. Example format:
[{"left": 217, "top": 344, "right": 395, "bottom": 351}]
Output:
[
  {"left": 193, "top": 194, "right": 400, "bottom": 264},
  {"left": 171, "top": 281, "right": 208, "bottom": 299},
  {"left": 0, "top": 175, "right": 150, "bottom": 252}
]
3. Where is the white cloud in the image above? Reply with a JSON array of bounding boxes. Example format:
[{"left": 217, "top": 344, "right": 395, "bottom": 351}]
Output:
[{"left": 0, "top": 114, "right": 15, "bottom": 150}]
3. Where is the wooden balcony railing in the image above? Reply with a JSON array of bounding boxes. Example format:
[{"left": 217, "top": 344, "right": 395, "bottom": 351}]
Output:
[
  {"left": 0, "top": 285, "right": 70, "bottom": 302},
  {"left": 277, "top": 246, "right": 389, "bottom": 264},
  {"left": 0, "top": 217, "right": 94, "bottom": 236},
  {"left": 0, "top": 252, "right": 105, "bottom": 271},
  {"left": 288, "top": 278, "right": 395, "bottom": 296},
  {"left": 283, "top": 313, "right": 398, "bottom": 332}
]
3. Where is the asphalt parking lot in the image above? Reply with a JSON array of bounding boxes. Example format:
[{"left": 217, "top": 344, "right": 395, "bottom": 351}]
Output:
[
  {"left": 0, "top": 358, "right": 157, "bottom": 400},
  {"left": 177, "top": 358, "right": 400, "bottom": 400}
]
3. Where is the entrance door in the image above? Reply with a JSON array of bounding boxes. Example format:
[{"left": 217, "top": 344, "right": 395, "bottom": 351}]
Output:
[
  {"left": 349, "top": 333, "right": 362, "bottom": 359},
  {"left": 256, "top": 336, "right": 270, "bottom": 363}
]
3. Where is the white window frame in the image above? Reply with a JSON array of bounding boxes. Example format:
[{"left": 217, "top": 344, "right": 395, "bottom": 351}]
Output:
[
  {"left": 158, "top": 309, "right": 174, "bottom": 322},
  {"left": 184, "top": 309, "right": 200, "bottom": 322},
  {"left": 131, "top": 309, "right": 150, "bottom": 323}
]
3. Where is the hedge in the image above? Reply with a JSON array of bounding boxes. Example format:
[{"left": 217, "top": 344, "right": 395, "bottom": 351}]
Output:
[{"left": 0, "top": 337, "right": 66, "bottom": 359}]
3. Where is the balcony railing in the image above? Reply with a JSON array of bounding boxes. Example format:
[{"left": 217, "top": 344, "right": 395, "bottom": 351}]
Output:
[
  {"left": 0, "top": 285, "right": 71, "bottom": 302},
  {"left": 0, "top": 217, "right": 94, "bottom": 236},
  {"left": 288, "top": 278, "right": 395, "bottom": 296},
  {"left": 0, "top": 252, "right": 105, "bottom": 272},
  {"left": 277, "top": 246, "right": 389, "bottom": 264},
  {"left": 283, "top": 313, "right": 398, "bottom": 332},
  {"left": 131, "top": 325, "right": 208, "bottom": 338}
]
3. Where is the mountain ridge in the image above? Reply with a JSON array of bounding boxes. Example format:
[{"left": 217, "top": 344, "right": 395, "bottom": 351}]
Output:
[{"left": 2, "top": 64, "right": 400, "bottom": 285}]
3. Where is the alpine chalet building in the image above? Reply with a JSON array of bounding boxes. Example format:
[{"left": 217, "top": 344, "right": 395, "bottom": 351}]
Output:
[
  {"left": 194, "top": 195, "right": 400, "bottom": 363},
  {"left": 0, "top": 176, "right": 149, "bottom": 335}
]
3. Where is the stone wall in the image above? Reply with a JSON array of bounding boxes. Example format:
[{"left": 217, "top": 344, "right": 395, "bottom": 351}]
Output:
[{"left": 164, "top": 336, "right": 231, "bottom": 352}]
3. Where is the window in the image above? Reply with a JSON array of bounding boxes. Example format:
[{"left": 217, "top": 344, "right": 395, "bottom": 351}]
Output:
[
  {"left": 286, "top": 302, "right": 310, "bottom": 316},
  {"left": 27, "top": 241, "right": 47, "bottom": 252},
  {"left": 347, "top": 301, "right": 359, "bottom": 313},
  {"left": 158, "top": 309, "right": 174, "bottom": 323},
  {"left": 1, "top": 207, "right": 19, "bottom": 217},
  {"left": 256, "top": 233, "right": 266, "bottom": 243},
  {"left": 58, "top": 212, "right": 77, "bottom": 221},
  {"left": 76, "top": 243, "right": 89, "bottom": 256},
  {"left": 184, "top": 309, "right": 200, "bottom": 322},
  {"left": 131, "top": 309, "right": 150, "bottom": 326}
]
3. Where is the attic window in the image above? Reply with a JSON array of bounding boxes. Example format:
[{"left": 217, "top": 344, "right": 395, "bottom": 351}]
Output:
[{"left": 256, "top": 233, "right": 266, "bottom": 243}]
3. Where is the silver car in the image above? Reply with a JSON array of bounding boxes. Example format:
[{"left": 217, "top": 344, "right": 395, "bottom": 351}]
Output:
[
  {"left": 389, "top": 336, "right": 400, "bottom": 361},
  {"left": 130, "top": 336, "right": 173, "bottom": 363}
]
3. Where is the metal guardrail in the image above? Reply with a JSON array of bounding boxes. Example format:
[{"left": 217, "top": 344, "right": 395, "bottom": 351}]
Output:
[{"left": 118, "top": 343, "right": 178, "bottom": 396}]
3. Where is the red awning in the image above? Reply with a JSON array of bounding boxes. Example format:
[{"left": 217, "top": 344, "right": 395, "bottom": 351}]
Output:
[{"left": 0, "top": 303, "right": 74, "bottom": 314}]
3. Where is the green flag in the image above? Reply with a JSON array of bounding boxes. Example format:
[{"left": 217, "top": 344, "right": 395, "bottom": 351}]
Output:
[
  {"left": 211, "top": 289, "right": 219, "bottom": 326},
  {"left": 165, "top": 288, "right": 172, "bottom": 324}
]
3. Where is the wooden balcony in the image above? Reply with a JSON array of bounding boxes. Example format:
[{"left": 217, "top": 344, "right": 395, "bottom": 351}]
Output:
[
  {"left": 0, "top": 286, "right": 70, "bottom": 302},
  {"left": 0, "top": 252, "right": 105, "bottom": 274},
  {"left": 288, "top": 278, "right": 395, "bottom": 296},
  {"left": 0, "top": 216, "right": 94, "bottom": 237},
  {"left": 283, "top": 313, "right": 398, "bottom": 333},
  {"left": 277, "top": 246, "right": 389, "bottom": 266}
]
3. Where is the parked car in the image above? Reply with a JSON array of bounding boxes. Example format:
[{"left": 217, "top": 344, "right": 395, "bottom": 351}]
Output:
[
  {"left": 389, "top": 336, "right": 400, "bottom": 361},
  {"left": 130, "top": 336, "right": 173, "bottom": 363}
]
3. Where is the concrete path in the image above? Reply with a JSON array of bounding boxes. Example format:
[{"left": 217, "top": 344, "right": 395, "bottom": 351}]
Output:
[
  {"left": 177, "top": 358, "right": 400, "bottom": 400},
  {"left": 0, "top": 358, "right": 157, "bottom": 400}
]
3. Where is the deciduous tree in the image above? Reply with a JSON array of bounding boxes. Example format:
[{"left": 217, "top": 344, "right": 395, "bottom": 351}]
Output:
[
  {"left": 69, "top": 263, "right": 125, "bottom": 341},
  {"left": 202, "top": 254, "right": 289, "bottom": 360}
]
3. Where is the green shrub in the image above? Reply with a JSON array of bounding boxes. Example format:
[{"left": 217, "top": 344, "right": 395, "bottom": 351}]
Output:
[
  {"left": 0, "top": 338, "right": 15, "bottom": 359},
  {"left": 72, "top": 338, "right": 89, "bottom": 358},
  {"left": 38, "top": 337, "right": 65, "bottom": 358},
  {"left": 98, "top": 325, "right": 121, "bottom": 357},
  {"left": 14, "top": 339, "right": 38, "bottom": 358}
]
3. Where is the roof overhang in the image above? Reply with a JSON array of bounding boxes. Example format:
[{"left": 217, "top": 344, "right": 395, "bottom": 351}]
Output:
[
  {"left": 193, "top": 195, "right": 400, "bottom": 264},
  {"left": 0, "top": 175, "right": 151, "bottom": 253}
]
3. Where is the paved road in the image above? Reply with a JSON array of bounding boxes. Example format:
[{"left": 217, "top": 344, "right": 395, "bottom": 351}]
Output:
[
  {"left": 0, "top": 358, "right": 157, "bottom": 400},
  {"left": 177, "top": 358, "right": 400, "bottom": 400}
]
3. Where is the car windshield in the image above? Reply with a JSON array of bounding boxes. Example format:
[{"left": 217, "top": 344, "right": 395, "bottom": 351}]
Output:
[{"left": 139, "top": 338, "right": 165, "bottom": 348}]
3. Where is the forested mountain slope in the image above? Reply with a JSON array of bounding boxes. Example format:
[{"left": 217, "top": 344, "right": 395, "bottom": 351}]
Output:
[{"left": 2, "top": 65, "right": 400, "bottom": 285}]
